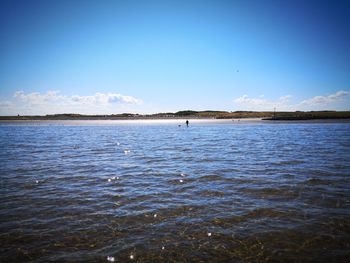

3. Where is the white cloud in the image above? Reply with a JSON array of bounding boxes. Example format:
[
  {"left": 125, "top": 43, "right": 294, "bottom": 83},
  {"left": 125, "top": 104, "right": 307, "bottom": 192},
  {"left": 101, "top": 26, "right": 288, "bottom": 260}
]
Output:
[
  {"left": 14, "top": 90, "right": 65, "bottom": 105},
  {"left": 70, "top": 93, "right": 140, "bottom": 105},
  {"left": 300, "top": 90, "right": 349, "bottom": 106},
  {"left": 13, "top": 90, "right": 141, "bottom": 106},
  {"left": 234, "top": 90, "right": 349, "bottom": 111},
  {"left": 233, "top": 94, "right": 293, "bottom": 111},
  {"left": 0, "top": 90, "right": 142, "bottom": 115}
]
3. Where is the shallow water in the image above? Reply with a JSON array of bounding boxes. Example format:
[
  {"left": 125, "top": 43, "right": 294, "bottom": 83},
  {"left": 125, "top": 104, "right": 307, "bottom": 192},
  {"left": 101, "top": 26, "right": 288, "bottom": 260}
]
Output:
[{"left": 0, "top": 120, "right": 349, "bottom": 262}]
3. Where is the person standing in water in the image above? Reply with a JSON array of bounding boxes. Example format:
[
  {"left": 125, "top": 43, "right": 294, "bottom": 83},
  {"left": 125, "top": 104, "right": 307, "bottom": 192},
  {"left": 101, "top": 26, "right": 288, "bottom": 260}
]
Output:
[{"left": 186, "top": 120, "right": 189, "bottom": 127}]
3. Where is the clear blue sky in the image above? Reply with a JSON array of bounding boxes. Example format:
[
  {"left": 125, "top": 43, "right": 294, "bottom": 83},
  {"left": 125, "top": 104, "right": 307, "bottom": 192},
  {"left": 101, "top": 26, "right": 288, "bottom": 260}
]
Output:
[{"left": 0, "top": 0, "right": 349, "bottom": 115}]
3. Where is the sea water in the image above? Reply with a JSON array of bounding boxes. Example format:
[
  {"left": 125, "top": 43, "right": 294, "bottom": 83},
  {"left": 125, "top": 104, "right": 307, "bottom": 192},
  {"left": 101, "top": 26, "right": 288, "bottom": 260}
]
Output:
[{"left": 0, "top": 120, "right": 349, "bottom": 262}]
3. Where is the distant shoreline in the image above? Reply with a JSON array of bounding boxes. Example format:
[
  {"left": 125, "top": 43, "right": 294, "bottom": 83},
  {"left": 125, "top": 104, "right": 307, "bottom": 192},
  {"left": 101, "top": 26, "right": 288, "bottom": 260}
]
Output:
[
  {"left": 1, "top": 117, "right": 350, "bottom": 125},
  {"left": 0, "top": 110, "right": 349, "bottom": 121}
]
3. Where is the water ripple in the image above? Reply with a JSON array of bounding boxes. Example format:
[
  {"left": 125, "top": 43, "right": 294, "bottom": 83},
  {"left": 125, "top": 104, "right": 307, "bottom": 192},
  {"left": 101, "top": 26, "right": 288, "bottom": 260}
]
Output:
[{"left": 0, "top": 121, "right": 349, "bottom": 262}]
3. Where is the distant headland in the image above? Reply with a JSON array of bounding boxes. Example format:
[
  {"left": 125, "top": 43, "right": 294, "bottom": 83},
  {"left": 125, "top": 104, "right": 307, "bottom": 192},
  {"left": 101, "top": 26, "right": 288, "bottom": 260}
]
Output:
[{"left": 1, "top": 110, "right": 350, "bottom": 121}]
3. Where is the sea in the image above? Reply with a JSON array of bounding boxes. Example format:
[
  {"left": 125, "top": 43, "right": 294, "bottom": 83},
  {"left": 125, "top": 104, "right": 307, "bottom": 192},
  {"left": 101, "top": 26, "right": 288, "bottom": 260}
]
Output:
[{"left": 0, "top": 119, "right": 349, "bottom": 262}]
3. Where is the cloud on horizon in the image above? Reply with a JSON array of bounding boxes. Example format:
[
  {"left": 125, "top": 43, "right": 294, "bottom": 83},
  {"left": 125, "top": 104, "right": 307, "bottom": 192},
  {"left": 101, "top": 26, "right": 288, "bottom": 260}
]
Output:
[
  {"left": 0, "top": 90, "right": 142, "bottom": 115},
  {"left": 299, "top": 90, "right": 349, "bottom": 106},
  {"left": 234, "top": 95, "right": 293, "bottom": 111},
  {"left": 233, "top": 90, "right": 349, "bottom": 111},
  {"left": 0, "top": 90, "right": 349, "bottom": 115}
]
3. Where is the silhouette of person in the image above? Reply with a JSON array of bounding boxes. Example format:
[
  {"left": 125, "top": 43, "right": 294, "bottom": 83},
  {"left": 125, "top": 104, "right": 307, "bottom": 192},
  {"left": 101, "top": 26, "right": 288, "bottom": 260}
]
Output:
[{"left": 186, "top": 120, "right": 189, "bottom": 127}]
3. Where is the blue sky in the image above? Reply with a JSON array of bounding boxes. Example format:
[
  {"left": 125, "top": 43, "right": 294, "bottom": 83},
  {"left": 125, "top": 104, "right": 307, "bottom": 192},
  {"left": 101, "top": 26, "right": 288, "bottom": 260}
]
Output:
[{"left": 0, "top": 0, "right": 349, "bottom": 115}]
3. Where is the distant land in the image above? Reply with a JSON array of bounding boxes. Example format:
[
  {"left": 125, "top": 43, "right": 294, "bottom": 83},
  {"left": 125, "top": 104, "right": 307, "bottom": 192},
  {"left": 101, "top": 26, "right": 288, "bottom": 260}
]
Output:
[{"left": 1, "top": 110, "right": 350, "bottom": 121}]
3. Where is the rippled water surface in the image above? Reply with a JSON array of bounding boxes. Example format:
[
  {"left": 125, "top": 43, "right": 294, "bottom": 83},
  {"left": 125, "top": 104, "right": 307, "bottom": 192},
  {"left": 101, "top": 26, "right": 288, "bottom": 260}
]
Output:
[{"left": 1, "top": 120, "right": 350, "bottom": 262}]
